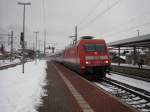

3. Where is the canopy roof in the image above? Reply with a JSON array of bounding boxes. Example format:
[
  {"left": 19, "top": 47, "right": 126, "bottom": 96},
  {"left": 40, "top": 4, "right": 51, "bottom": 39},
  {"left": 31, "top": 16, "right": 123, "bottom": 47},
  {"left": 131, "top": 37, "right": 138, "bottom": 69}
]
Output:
[{"left": 108, "top": 34, "right": 150, "bottom": 47}]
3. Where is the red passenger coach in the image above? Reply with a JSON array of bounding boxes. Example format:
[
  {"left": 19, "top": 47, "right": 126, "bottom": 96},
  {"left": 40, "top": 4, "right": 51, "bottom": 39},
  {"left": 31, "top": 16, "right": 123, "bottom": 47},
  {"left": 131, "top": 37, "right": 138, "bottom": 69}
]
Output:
[{"left": 54, "top": 36, "right": 111, "bottom": 78}]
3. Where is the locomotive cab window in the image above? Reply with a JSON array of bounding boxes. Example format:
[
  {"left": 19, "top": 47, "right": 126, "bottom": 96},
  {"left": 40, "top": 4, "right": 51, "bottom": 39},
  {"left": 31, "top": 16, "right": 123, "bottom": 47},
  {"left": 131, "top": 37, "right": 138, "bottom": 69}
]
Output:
[{"left": 84, "top": 44, "right": 106, "bottom": 52}]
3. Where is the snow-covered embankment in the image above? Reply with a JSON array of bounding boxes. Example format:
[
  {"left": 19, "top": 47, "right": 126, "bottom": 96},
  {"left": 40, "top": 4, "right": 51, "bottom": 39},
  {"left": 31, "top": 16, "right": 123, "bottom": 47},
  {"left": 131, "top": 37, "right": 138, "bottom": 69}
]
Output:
[{"left": 0, "top": 60, "right": 47, "bottom": 112}]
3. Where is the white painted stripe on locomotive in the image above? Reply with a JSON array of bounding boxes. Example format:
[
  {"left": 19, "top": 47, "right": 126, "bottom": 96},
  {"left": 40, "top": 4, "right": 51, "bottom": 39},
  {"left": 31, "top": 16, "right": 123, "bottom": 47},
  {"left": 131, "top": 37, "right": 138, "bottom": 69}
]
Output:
[{"left": 85, "top": 55, "right": 108, "bottom": 60}]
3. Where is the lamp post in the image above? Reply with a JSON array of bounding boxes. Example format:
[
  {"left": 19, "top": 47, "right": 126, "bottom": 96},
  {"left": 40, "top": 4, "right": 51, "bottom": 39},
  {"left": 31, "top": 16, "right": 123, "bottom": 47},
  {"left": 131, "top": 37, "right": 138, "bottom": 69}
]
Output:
[
  {"left": 33, "top": 31, "right": 39, "bottom": 53},
  {"left": 137, "top": 30, "right": 140, "bottom": 37},
  {"left": 18, "top": 2, "right": 31, "bottom": 73},
  {"left": 39, "top": 40, "right": 41, "bottom": 51},
  {"left": 75, "top": 25, "right": 78, "bottom": 43},
  {"left": 33, "top": 31, "right": 39, "bottom": 63}
]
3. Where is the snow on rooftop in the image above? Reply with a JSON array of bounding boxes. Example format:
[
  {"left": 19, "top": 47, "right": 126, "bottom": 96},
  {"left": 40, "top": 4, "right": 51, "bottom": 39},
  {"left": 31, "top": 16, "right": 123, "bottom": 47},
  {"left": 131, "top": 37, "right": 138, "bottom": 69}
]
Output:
[{"left": 0, "top": 60, "right": 47, "bottom": 112}]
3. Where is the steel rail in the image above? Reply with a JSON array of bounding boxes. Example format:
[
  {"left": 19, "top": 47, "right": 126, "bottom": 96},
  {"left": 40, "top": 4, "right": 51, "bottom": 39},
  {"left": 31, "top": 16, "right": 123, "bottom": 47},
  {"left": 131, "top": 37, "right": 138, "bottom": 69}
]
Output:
[
  {"left": 94, "top": 77, "right": 150, "bottom": 112},
  {"left": 103, "top": 77, "right": 150, "bottom": 102}
]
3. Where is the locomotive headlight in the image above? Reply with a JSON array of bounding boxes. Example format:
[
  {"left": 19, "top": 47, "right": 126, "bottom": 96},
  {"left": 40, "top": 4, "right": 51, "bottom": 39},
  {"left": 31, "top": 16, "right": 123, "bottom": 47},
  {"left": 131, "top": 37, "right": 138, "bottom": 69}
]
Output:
[
  {"left": 105, "top": 60, "right": 109, "bottom": 64},
  {"left": 85, "top": 61, "right": 90, "bottom": 64}
]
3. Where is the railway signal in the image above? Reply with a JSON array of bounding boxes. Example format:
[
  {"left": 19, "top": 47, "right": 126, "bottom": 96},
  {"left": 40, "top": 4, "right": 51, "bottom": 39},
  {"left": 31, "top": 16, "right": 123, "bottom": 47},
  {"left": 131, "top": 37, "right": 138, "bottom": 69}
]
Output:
[
  {"left": 9, "top": 31, "right": 16, "bottom": 61},
  {"left": 20, "top": 32, "right": 24, "bottom": 45},
  {"left": 18, "top": 1, "right": 31, "bottom": 73},
  {"left": 0, "top": 44, "right": 4, "bottom": 54}
]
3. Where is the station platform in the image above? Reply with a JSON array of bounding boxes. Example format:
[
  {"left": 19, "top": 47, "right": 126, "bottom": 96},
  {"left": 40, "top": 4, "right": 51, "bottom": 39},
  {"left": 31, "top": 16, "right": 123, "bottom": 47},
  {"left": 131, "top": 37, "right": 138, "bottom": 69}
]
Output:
[{"left": 38, "top": 61, "right": 137, "bottom": 112}]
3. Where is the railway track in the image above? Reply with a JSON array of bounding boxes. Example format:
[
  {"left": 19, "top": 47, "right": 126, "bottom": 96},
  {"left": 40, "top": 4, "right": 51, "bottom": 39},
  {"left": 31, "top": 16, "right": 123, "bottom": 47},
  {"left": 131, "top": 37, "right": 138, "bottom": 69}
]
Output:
[
  {"left": 110, "top": 71, "right": 150, "bottom": 82},
  {"left": 94, "top": 77, "right": 150, "bottom": 112}
]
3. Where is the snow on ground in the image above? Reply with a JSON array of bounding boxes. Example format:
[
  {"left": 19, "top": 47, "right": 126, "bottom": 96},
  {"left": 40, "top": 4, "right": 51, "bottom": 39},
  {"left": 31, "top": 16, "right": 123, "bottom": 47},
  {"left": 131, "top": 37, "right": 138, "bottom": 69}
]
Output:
[
  {"left": 95, "top": 83, "right": 114, "bottom": 92},
  {"left": 0, "top": 59, "right": 20, "bottom": 67},
  {"left": 0, "top": 60, "right": 47, "bottom": 112},
  {"left": 106, "top": 73, "right": 150, "bottom": 92}
]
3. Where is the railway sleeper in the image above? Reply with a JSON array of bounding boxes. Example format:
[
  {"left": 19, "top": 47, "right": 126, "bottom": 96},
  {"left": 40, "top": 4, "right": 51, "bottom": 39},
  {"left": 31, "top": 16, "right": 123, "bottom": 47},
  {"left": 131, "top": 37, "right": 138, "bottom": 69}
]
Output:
[
  {"left": 125, "top": 96, "right": 142, "bottom": 103},
  {"left": 131, "top": 101, "right": 148, "bottom": 106},
  {"left": 120, "top": 94, "right": 133, "bottom": 99},
  {"left": 144, "top": 104, "right": 150, "bottom": 109},
  {"left": 138, "top": 109, "right": 150, "bottom": 112},
  {"left": 127, "top": 94, "right": 137, "bottom": 99},
  {"left": 132, "top": 97, "right": 141, "bottom": 101},
  {"left": 135, "top": 104, "right": 150, "bottom": 110},
  {"left": 118, "top": 91, "right": 130, "bottom": 95},
  {"left": 128, "top": 100, "right": 147, "bottom": 105}
]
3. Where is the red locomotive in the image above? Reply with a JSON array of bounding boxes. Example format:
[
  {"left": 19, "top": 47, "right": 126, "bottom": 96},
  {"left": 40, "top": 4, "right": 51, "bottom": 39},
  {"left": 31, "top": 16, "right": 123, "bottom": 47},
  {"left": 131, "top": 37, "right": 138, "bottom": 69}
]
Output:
[{"left": 52, "top": 36, "right": 111, "bottom": 78}]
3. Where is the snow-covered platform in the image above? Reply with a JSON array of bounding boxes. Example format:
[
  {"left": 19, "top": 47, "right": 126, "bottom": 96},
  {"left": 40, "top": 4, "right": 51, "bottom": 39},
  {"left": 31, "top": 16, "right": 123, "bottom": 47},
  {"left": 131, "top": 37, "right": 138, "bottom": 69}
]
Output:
[{"left": 39, "top": 61, "right": 137, "bottom": 112}]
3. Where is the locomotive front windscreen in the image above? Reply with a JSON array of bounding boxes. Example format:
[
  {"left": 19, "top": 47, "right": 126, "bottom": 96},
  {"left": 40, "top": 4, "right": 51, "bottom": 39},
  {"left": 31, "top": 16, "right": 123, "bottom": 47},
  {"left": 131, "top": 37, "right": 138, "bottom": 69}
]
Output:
[{"left": 84, "top": 44, "right": 106, "bottom": 52}]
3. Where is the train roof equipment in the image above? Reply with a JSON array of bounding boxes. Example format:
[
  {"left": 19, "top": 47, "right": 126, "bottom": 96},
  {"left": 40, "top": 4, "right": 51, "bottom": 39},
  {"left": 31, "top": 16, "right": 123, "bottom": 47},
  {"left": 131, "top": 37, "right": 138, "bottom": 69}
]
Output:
[{"left": 80, "top": 36, "right": 94, "bottom": 40}]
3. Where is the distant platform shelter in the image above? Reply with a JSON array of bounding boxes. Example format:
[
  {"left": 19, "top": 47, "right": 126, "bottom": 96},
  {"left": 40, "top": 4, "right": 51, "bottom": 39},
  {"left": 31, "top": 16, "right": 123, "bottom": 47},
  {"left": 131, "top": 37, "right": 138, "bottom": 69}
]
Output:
[{"left": 107, "top": 34, "right": 150, "bottom": 65}]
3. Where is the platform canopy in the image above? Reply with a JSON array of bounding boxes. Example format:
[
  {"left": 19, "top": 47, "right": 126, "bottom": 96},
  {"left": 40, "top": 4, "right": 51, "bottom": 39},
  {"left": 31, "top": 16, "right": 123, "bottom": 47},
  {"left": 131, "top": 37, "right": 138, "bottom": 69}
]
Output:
[{"left": 108, "top": 34, "right": 150, "bottom": 48}]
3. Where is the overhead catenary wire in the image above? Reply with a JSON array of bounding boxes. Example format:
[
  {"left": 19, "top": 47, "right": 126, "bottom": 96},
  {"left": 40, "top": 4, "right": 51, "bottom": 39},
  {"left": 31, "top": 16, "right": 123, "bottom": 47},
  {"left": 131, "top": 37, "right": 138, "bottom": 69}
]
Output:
[
  {"left": 79, "top": 0, "right": 121, "bottom": 31},
  {"left": 104, "top": 20, "right": 150, "bottom": 38},
  {"left": 78, "top": 0, "right": 150, "bottom": 39},
  {"left": 42, "top": 0, "right": 47, "bottom": 54},
  {"left": 78, "top": 0, "right": 103, "bottom": 26},
  {"left": 101, "top": 10, "right": 150, "bottom": 37}
]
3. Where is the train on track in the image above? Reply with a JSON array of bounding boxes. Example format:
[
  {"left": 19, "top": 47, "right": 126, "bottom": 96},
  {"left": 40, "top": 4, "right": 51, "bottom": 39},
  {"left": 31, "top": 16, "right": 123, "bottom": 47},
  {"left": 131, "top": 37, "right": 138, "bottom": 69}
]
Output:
[{"left": 51, "top": 36, "right": 111, "bottom": 78}]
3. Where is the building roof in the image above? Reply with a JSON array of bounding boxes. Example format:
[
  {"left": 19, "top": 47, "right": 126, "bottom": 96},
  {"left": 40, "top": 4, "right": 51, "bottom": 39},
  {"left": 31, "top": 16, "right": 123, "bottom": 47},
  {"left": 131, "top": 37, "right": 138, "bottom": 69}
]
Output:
[{"left": 107, "top": 34, "right": 150, "bottom": 47}]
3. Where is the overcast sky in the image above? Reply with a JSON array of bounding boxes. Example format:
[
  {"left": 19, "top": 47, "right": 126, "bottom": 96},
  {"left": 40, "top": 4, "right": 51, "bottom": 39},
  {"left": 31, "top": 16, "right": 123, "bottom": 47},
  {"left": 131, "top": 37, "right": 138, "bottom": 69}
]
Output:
[{"left": 1, "top": 0, "right": 150, "bottom": 50}]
